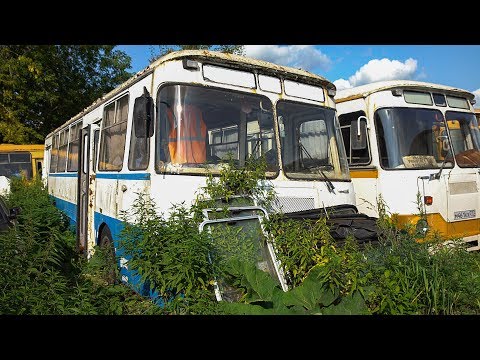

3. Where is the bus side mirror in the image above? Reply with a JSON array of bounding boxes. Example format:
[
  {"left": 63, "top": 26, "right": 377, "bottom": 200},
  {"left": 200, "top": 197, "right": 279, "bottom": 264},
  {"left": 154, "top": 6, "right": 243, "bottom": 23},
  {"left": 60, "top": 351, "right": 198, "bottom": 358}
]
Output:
[
  {"left": 351, "top": 115, "right": 368, "bottom": 150},
  {"left": 133, "top": 87, "right": 154, "bottom": 138}
]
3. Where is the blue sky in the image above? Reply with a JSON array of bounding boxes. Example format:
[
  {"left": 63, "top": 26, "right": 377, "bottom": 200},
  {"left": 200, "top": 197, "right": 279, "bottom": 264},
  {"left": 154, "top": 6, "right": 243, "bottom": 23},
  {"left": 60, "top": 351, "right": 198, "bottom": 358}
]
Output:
[{"left": 117, "top": 45, "right": 480, "bottom": 107}]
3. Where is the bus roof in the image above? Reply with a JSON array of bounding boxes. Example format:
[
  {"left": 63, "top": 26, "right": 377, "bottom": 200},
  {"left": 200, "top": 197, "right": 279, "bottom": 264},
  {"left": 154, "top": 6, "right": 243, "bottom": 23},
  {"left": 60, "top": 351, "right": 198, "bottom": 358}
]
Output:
[
  {"left": 0, "top": 144, "right": 44, "bottom": 152},
  {"left": 335, "top": 80, "right": 475, "bottom": 103},
  {"left": 47, "top": 50, "right": 334, "bottom": 138}
]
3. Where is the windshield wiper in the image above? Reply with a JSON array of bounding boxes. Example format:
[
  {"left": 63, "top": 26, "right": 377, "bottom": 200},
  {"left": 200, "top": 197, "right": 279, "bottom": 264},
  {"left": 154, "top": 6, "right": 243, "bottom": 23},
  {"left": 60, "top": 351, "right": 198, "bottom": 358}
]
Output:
[{"left": 299, "top": 142, "right": 335, "bottom": 193}]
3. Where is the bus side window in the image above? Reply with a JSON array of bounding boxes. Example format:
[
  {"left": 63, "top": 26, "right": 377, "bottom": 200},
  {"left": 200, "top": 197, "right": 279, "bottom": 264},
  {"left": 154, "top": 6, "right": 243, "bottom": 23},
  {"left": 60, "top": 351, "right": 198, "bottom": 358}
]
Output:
[
  {"left": 50, "top": 133, "right": 59, "bottom": 173},
  {"left": 36, "top": 160, "right": 42, "bottom": 177},
  {"left": 93, "top": 129, "right": 99, "bottom": 172},
  {"left": 98, "top": 95, "right": 129, "bottom": 171},
  {"left": 339, "top": 111, "right": 371, "bottom": 166}
]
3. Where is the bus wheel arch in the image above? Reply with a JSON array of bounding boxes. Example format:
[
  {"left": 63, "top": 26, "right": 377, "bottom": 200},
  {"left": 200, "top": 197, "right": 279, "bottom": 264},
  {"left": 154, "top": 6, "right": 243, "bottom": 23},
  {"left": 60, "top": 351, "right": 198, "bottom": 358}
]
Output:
[
  {"left": 98, "top": 223, "right": 113, "bottom": 248},
  {"left": 97, "top": 223, "right": 118, "bottom": 285}
]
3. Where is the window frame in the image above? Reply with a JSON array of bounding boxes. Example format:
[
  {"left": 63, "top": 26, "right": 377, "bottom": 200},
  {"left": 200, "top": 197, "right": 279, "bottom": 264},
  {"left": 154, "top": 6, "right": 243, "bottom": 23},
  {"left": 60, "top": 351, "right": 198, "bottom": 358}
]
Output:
[
  {"left": 49, "top": 133, "right": 59, "bottom": 173},
  {"left": 374, "top": 106, "right": 454, "bottom": 171},
  {"left": 98, "top": 93, "right": 130, "bottom": 172},
  {"left": 154, "top": 82, "right": 279, "bottom": 178},
  {"left": 339, "top": 110, "right": 372, "bottom": 167},
  {"left": 67, "top": 120, "right": 82, "bottom": 172},
  {"left": 56, "top": 128, "right": 70, "bottom": 173}
]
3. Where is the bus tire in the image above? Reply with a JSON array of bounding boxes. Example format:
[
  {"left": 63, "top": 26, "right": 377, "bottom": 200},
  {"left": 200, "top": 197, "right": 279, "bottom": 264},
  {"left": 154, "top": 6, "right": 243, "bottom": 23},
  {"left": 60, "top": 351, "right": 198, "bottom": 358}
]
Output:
[
  {"left": 99, "top": 225, "right": 113, "bottom": 248},
  {"left": 99, "top": 226, "right": 117, "bottom": 285}
]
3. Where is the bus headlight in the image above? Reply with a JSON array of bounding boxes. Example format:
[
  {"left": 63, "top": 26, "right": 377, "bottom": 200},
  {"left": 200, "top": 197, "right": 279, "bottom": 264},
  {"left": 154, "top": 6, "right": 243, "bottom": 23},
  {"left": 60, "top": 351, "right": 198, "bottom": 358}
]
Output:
[{"left": 415, "top": 218, "right": 429, "bottom": 235}]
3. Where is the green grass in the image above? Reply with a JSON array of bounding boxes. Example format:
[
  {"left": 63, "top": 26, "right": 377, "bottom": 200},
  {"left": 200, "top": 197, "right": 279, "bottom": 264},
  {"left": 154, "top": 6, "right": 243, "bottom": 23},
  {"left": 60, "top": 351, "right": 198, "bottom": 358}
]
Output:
[{"left": 2, "top": 173, "right": 480, "bottom": 315}]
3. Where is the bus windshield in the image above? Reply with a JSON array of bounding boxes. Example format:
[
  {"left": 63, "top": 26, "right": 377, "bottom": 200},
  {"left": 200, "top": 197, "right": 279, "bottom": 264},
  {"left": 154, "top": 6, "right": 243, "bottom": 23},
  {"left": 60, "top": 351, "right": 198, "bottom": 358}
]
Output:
[
  {"left": 375, "top": 107, "right": 454, "bottom": 170},
  {"left": 156, "top": 84, "right": 278, "bottom": 175},
  {"left": 445, "top": 111, "right": 480, "bottom": 168},
  {"left": 276, "top": 101, "right": 349, "bottom": 181}
]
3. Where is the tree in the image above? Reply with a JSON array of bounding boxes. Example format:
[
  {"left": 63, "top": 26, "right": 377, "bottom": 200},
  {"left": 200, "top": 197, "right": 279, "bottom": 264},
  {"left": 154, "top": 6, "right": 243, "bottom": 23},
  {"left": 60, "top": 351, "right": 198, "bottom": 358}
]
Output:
[
  {"left": 149, "top": 45, "right": 245, "bottom": 63},
  {"left": 0, "top": 45, "right": 132, "bottom": 144}
]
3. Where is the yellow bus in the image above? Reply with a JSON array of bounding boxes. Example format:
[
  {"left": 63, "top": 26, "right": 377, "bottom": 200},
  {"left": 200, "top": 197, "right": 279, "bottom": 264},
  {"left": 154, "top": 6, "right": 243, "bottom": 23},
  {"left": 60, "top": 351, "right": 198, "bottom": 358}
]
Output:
[{"left": 0, "top": 144, "right": 44, "bottom": 180}]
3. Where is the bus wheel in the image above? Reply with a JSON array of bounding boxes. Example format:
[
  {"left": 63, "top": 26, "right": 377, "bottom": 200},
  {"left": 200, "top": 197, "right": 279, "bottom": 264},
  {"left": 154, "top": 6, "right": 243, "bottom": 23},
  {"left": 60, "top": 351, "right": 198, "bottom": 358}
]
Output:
[
  {"left": 99, "top": 226, "right": 117, "bottom": 285},
  {"left": 99, "top": 226, "right": 113, "bottom": 248}
]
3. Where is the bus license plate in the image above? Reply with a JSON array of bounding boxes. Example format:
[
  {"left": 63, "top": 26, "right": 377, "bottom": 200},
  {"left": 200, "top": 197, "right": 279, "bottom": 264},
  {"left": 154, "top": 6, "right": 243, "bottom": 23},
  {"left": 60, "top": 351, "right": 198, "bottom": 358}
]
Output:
[{"left": 454, "top": 210, "right": 476, "bottom": 220}]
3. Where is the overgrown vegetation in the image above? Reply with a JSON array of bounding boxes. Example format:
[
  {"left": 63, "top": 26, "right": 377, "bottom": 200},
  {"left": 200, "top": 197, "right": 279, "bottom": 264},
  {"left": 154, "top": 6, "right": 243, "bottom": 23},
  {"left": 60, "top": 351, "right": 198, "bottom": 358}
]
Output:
[
  {"left": 2, "top": 162, "right": 480, "bottom": 315},
  {"left": 0, "top": 177, "right": 161, "bottom": 314},
  {"left": 149, "top": 45, "right": 245, "bottom": 63}
]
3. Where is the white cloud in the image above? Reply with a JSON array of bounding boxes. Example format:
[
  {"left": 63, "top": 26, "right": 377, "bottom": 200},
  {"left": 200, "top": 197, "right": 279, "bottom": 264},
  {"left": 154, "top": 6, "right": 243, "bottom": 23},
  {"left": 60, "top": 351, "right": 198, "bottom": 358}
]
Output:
[
  {"left": 334, "top": 58, "right": 419, "bottom": 89},
  {"left": 244, "top": 45, "right": 331, "bottom": 72},
  {"left": 333, "top": 79, "right": 352, "bottom": 91},
  {"left": 473, "top": 88, "right": 480, "bottom": 109}
]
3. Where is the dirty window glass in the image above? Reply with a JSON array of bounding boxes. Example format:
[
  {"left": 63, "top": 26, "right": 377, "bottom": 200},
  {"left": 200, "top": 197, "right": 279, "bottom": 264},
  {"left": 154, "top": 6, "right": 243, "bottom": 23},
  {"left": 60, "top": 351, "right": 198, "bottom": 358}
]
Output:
[
  {"left": 404, "top": 91, "right": 433, "bottom": 106},
  {"left": 99, "top": 95, "right": 129, "bottom": 171},
  {"left": 67, "top": 121, "right": 82, "bottom": 172},
  {"left": 339, "top": 111, "right": 371, "bottom": 166},
  {"left": 57, "top": 129, "right": 69, "bottom": 172},
  {"left": 445, "top": 111, "right": 480, "bottom": 167},
  {"left": 50, "top": 134, "right": 59, "bottom": 173},
  {"left": 375, "top": 107, "right": 453, "bottom": 170},
  {"left": 156, "top": 85, "right": 277, "bottom": 175},
  {"left": 128, "top": 95, "right": 150, "bottom": 171},
  {"left": 446, "top": 96, "right": 469, "bottom": 109},
  {"left": 277, "top": 100, "right": 349, "bottom": 181}
]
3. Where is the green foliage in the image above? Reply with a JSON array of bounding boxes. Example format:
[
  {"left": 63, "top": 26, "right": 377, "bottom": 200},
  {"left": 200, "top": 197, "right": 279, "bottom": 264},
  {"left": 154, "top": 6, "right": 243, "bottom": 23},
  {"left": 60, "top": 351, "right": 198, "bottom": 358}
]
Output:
[
  {"left": 265, "top": 217, "right": 328, "bottom": 287},
  {"left": 0, "top": 45, "right": 131, "bottom": 143},
  {"left": 150, "top": 45, "right": 245, "bottom": 62},
  {"left": 0, "top": 178, "right": 163, "bottom": 315},
  {"left": 192, "top": 156, "right": 276, "bottom": 222},
  {"left": 0, "top": 177, "right": 75, "bottom": 314},
  {"left": 117, "top": 157, "right": 277, "bottom": 313},
  {"left": 70, "top": 245, "right": 163, "bottom": 315},
  {"left": 361, "top": 211, "right": 480, "bottom": 315},
  {"left": 118, "top": 196, "right": 219, "bottom": 314},
  {"left": 264, "top": 216, "right": 368, "bottom": 296},
  {"left": 4, "top": 164, "right": 480, "bottom": 315},
  {"left": 362, "top": 237, "right": 448, "bottom": 314},
  {"left": 428, "top": 244, "right": 480, "bottom": 314},
  {"left": 218, "top": 261, "right": 369, "bottom": 315}
]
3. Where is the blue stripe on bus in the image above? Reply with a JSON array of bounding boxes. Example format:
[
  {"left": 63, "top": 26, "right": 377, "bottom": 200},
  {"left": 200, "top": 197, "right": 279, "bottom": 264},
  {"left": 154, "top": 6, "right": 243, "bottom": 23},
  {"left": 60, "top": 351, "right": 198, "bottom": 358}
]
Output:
[
  {"left": 51, "top": 195, "right": 157, "bottom": 302},
  {"left": 52, "top": 196, "right": 77, "bottom": 230},
  {"left": 48, "top": 172, "right": 150, "bottom": 180},
  {"left": 49, "top": 173, "right": 78, "bottom": 178},
  {"left": 95, "top": 173, "right": 150, "bottom": 180}
]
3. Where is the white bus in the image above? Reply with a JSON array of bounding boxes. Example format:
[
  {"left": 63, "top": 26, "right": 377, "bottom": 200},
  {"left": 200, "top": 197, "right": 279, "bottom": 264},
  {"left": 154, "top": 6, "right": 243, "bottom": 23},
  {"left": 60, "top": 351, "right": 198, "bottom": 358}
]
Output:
[
  {"left": 44, "top": 50, "right": 358, "bottom": 292},
  {"left": 335, "top": 80, "right": 480, "bottom": 250}
]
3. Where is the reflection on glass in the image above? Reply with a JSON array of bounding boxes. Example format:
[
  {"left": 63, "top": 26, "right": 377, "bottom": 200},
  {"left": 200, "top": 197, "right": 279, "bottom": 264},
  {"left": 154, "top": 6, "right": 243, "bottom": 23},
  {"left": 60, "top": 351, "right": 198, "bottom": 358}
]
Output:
[
  {"left": 375, "top": 108, "right": 454, "bottom": 169},
  {"left": 156, "top": 85, "right": 278, "bottom": 174},
  {"left": 276, "top": 101, "right": 349, "bottom": 181},
  {"left": 445, "top": 111, "right": 480, "bottom": 167}
]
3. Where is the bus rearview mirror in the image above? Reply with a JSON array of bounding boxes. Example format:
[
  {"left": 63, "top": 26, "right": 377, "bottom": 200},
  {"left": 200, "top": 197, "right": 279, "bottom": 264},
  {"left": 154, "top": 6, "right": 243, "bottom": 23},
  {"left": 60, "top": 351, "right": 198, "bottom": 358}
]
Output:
[
  {"left": 133, "top": 87, "right": 154, "bottom": 138},
  {"left": 351, "top": 116, "right": 367, "bottom": 150}
]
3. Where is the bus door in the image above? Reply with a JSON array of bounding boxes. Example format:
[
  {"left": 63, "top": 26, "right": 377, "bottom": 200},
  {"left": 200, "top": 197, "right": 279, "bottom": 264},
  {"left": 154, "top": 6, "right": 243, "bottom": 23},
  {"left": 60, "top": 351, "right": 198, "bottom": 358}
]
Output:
[
  {"left": 76, "top": 123, "right": 100, "bottom": 256},
  {"left": 443, "top": 119, "right": 480, "bottom": 239}
]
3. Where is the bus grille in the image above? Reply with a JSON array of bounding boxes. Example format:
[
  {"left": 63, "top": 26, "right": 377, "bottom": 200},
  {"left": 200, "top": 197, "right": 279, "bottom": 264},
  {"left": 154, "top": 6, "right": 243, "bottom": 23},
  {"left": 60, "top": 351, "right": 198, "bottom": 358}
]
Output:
[{"left": 272, "top": 197, "right": 315, "bottom": 213}]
